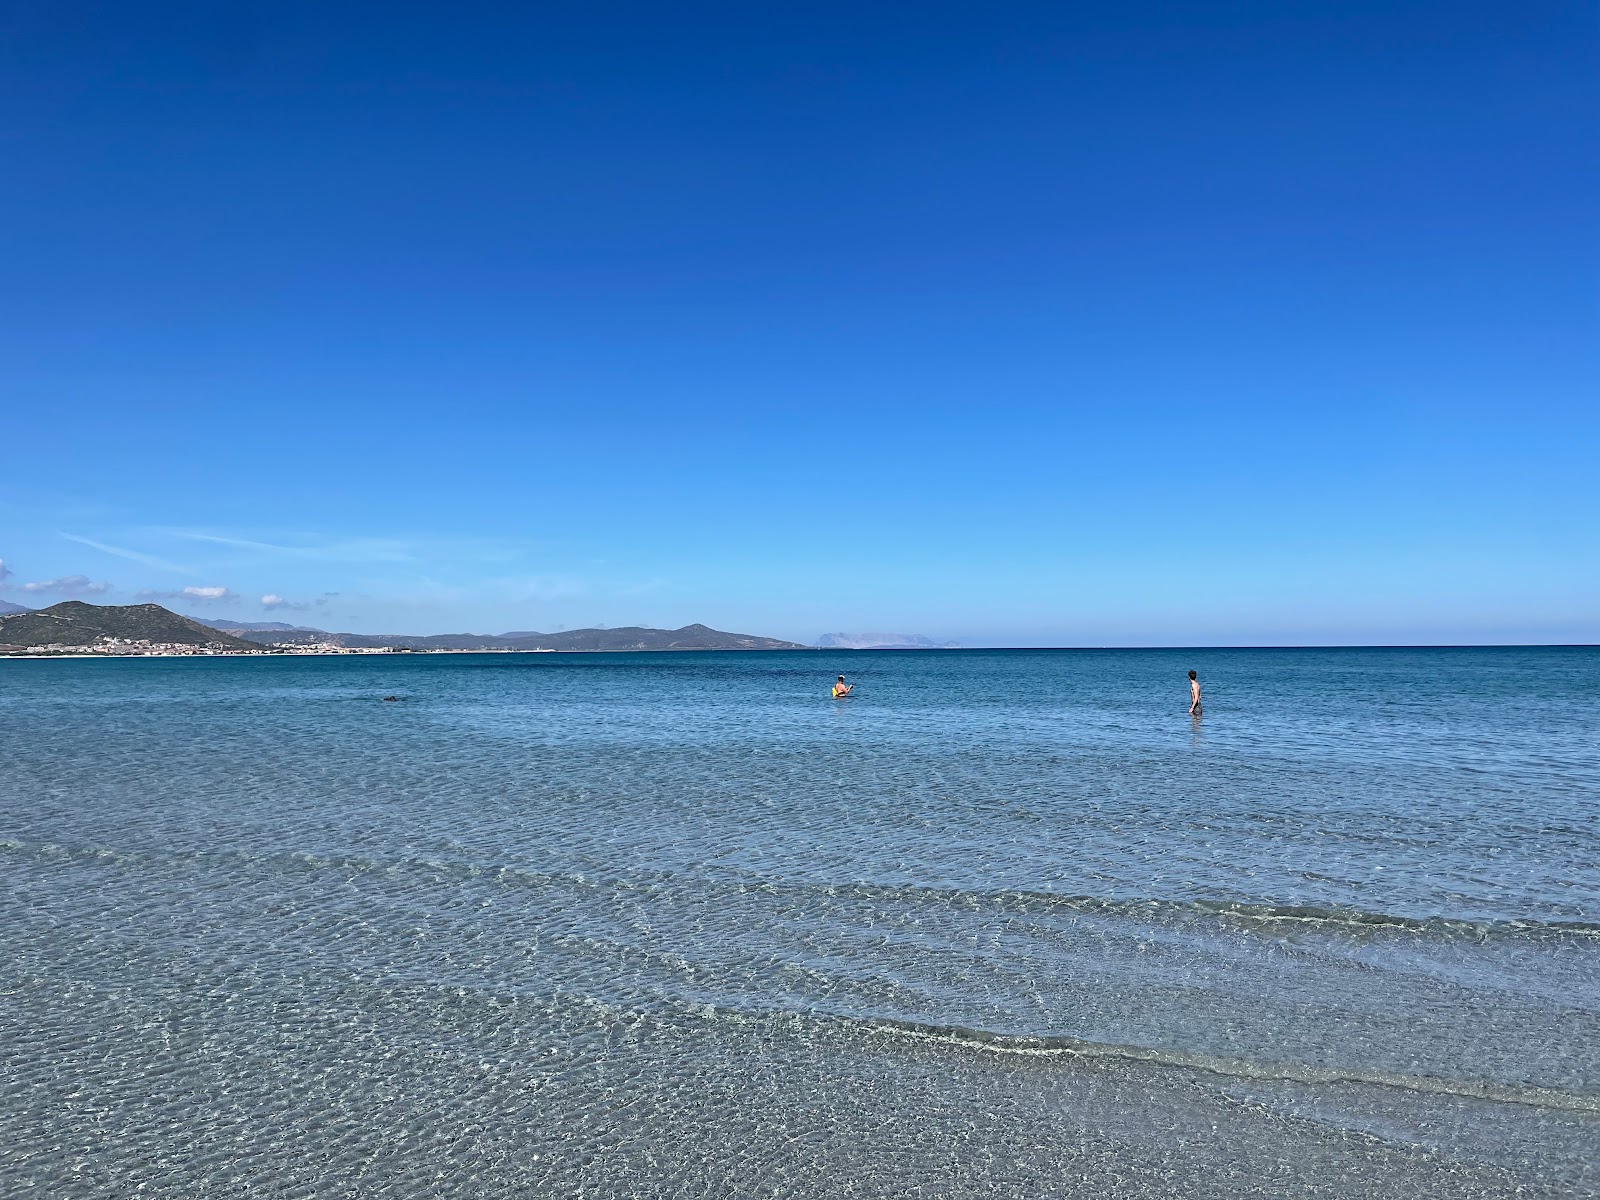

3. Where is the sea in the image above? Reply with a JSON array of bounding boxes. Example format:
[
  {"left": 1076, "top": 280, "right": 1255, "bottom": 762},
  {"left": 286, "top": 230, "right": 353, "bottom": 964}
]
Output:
[{"left": 2, "top": 647, "right": 1596, "bottom": 1198}]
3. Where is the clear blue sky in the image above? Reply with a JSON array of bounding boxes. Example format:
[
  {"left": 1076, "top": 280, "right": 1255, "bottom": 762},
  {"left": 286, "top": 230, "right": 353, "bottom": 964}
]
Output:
[{"left": 2, "top": 1, "right": 1595, "bottom": 644}]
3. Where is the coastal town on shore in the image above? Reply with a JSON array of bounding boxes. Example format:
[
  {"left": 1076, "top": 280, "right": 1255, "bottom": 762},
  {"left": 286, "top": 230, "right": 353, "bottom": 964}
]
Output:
[
  {"left": 0, "top": 638, "right": 545, "bottom": 658},
  {"left": 0, "top": 638, "right": 383, "bottom": 657}
]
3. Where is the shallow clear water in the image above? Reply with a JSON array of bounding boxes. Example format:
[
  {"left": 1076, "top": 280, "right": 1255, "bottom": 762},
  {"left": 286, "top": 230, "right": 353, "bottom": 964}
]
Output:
[{"left": 2, "top": 647, "right": 1597, "bottom": 1197}]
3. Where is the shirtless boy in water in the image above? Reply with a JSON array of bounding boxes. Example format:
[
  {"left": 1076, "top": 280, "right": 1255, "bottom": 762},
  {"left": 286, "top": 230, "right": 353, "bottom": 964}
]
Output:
[
  {"left": 1188, "top": 670, "right": 1201, "bottom": 715},
  {"left": 832, "top": 675, "right": 852, "bottom": 698}
]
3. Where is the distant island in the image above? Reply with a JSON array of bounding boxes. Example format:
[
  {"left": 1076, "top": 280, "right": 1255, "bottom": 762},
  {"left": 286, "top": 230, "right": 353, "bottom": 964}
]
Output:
[
  {"left": 221, "top": 620, "right": 808, "bottom": 653},
  {"left": 0, "top": 603, "right": 810, "bottom": 656},
  {"left": 815, "top": 632, "right": 958, "bottom": 649}
]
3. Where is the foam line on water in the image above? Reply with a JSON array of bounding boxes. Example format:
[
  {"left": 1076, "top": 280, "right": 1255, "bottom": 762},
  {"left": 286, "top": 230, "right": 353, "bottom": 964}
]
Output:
[{"left": 703, "top": 1002, "right": 1600, "bottom": 1116}]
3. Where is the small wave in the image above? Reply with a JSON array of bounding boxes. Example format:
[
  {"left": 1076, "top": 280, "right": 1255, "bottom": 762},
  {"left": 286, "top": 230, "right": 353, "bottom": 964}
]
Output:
[
  {"left": 831, "top": 1013, "right": 1600, "bottom": 1115},
  {"left": 392, "top": 975, "right": 1600, "bottom": 1118},
  {"left": 4, "top": 836, "right": 1595, "bottom": 939},
  {"left": 226, "top": 967, "right": 1600, "bottom": 1117},
  {"left": 797, "top": 878, "right": 1600, "bottom": 938}
]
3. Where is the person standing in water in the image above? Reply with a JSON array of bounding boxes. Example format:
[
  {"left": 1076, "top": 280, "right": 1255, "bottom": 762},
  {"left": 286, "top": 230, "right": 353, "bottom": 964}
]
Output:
[
  {"left": 1188, "top": 669, "right": 1202, "bottom": 715},
  {"left": 832, "top": 675, "right": 852, "bottom": 698}
]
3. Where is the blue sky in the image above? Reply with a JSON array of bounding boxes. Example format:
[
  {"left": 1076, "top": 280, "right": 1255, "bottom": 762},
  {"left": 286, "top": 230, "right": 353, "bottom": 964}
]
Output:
[{"left": 2, "top": 1, "right": 1595, "bottom": 644}]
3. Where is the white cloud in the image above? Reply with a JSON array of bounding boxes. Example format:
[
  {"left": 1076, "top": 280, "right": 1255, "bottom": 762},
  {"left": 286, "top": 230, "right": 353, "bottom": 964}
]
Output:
[
  {"left": 22, "top": 575, "right": 113, "bottom": 596},
  {"left": 258, "top": 592, "right": 337, "bottom": 611},
  {"left": 137, "top": 585, "right": 238, "bottom": 604},
  {"left": 0, "top": 558, "right": 11, "bottom": 585}
]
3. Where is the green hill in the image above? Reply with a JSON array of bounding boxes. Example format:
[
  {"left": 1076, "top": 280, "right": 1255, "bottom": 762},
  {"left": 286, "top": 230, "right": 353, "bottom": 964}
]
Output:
[{"left": 0, "top": 602, "right": 268, "bottom": 651}]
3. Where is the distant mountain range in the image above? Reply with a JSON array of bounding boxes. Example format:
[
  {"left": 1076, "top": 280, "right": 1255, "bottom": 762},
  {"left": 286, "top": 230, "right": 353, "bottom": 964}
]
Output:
[
  {"left": 0, "top": 602, "right": 267, "bottom": 651},
  {"left": 815, "top": 632, "right": 958, "bottom": 649},
  {"left": 0, "top": 602, "right": 812, "bottom": 653},
  {"left": 202, "top": 619, "right": 324, "bottom": 633},
  {"left": 226, "top": 622, "right": 808, "bottom": 651},
  {"left": 0, "top": 600, "right": 34, "bottom": 615}
]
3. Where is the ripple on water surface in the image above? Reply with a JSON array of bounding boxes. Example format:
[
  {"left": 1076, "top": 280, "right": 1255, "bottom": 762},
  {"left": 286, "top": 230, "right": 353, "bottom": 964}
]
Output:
[{"left": 1, "top": 648, "right": 1597, "bottom": 1197}]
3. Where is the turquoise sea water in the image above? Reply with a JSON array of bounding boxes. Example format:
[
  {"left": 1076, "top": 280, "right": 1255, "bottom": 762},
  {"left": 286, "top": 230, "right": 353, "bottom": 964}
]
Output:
[{"left": 2, "top": 647, "right": 1597, "bottom": 1197}]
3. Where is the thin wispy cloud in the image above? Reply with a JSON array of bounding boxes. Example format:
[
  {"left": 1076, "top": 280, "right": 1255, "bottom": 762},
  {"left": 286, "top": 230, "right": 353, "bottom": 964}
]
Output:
[
  {"left": 617, "top": 577, "right": 671, "bottom": 596},
  {"left": 161, "top": 529, "right": 417, "bottom": 564},
  {"left": 512, "top": 575, "right": 589, "bottom": 602},
  {"left": 168, "top": 532, "right": 287, "bottom": 553},
  {"left": 62, "top": 534, "right": 192, "bottom": 575},
  {"left": 0, "top": 559, "right": 11, "bottom": 584}
]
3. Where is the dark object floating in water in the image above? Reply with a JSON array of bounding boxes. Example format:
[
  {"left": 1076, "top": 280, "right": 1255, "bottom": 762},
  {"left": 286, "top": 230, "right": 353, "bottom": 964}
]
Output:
[{"left": 382, "top": 695, "right": 401, "bottom": 702}]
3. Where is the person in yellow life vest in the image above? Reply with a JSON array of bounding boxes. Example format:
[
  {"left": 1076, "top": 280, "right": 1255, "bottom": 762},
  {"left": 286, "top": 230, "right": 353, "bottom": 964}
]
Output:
[{"left": 832, "top": 675, "right": 852, "bottom": 698}]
